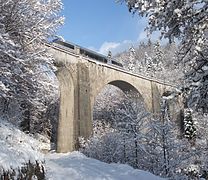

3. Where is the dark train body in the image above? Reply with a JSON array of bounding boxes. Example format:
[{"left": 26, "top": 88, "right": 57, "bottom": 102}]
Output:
[{"left": 52, "top": 40, "right": 123, "bottom": 68}]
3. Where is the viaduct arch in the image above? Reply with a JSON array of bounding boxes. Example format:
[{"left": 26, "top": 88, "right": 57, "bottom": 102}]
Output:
[{"left": 48, "top": 42, "right": 175, "bottom": 153}]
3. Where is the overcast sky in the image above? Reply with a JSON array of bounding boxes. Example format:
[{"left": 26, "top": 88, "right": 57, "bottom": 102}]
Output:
[{"left": 58, "top": 0, "right": 150, "bottom": 55}]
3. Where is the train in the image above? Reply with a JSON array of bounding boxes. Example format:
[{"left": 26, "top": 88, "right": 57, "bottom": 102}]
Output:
[{"left": 52, "top": 40, "right": 123, "bottom": 68}]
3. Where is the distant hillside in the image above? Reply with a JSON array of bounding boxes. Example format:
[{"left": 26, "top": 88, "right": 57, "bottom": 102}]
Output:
[{"left": 115, "top": 41, "right": 183, "bottom": 85}]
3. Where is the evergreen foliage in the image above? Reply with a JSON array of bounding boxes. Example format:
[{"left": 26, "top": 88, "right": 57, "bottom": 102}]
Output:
[
  {"left": 184, "top": 108, "right": 196, "bottom": 141},
  {"left": 0, "top": 0, "right": 63, "bottom": 138}
]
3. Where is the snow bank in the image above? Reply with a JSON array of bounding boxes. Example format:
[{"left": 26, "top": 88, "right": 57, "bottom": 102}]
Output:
[
  {"left": 46, "top": 152, "right": 165, "bottom": 180},
  {"left": 0, "top": 120, "right": 48, "bottom": 171}
]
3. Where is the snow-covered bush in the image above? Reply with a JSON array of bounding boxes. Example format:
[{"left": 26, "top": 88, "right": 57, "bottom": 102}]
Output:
[
  {"left": 0, "top": 120, "right": 50, "bottom": 179},
  {"left": 1, "top": 161, "right": 45, "bottom": 180}
]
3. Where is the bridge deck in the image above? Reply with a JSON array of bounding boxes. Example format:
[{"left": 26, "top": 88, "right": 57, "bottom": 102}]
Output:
[{"left": 47, "top": 42, "right": 176, "bottom": 88}]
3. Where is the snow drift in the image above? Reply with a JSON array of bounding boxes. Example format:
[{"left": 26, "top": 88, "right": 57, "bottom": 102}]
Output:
[{"left": 46, "top": 152, "right": 165, "bottom": 180}]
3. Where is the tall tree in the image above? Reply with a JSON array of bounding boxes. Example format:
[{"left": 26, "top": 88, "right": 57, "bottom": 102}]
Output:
[
  {"left": 118, "top": 0, "right": 208, "bottom": 111},
  {"left": 0, "top": 0, "right": 64, "bottom": 136}
]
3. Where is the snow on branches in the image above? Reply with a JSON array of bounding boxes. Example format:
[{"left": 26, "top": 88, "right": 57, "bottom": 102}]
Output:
[
  {"left": 118, "top": 0, "right": 208, "bottom": 111},
  {"left": 0, "top": 0, "right": 63, "bottom": 136}
]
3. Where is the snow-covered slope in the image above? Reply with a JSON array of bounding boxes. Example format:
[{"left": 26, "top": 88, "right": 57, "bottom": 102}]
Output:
[
  {"left": 0, "top": 120, "right": 165, "bottom": 179},
  {"left": 0, "top": 120, "right": 49, "bottom": 171},
  {"left": 46, "top": 152, "right": 165, "bottom": 180}
]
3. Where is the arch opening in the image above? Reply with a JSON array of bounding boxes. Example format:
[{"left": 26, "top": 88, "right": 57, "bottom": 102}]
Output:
[
  {"left": 109, "top": 80, "right": 139, "bottom": 93},
  {"left": 81, "top": 81, "right": 151, "bottom": 165},
  {"left": 93, "top": 80, "right": 148, "bottom": 131},
  {"left": 93, "top": 80, "right": 148, "bottom": 110}
]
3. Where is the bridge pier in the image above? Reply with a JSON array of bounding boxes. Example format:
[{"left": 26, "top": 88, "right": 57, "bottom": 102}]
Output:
[
  {"left": 77, "top": 63, "right": 93, "bottom": 139},
  {"left": 56, "top": 67, "right": 76, "bottom": 153},
  {"left": 49, "top": 43, "right": 175, "bottom": 153},
  {"left": 151, "top": 81, "right": 162, "bottom": 115},
  {"left": 56, "top": 63, "right": 93, "bottom": 153}
]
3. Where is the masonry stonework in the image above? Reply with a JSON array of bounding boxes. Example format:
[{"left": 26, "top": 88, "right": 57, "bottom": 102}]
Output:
[{"left": 49, "top": 45, "right": 175, "bottom": 153}]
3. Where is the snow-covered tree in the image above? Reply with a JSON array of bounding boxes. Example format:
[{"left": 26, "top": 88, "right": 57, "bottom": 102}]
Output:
[
  {"left": 118, "top": 0, "right": 208, "bottom": 111},
  {"left": 111, "top": 92, "right": 150, "bottom": 168},
  {"left": 0, "top": 0, "right": 64, "bottom": 137},
  {"left": 116, "top": 40, "right": 183, "bottom": 85},
  {"left": 85, "top": 86, "right": 152, "bottom": 168},
  {"left": 144, "top": 52, "right": 154, "bottom": 75},
  {"left": 145, "top": 93, "right": 193, "bottom": 178},
  {"left": 152, "top": 41, "right": 163, "bottom": 71},
  {"left": 184, "top": 108, "right": 196, "bottom": 142},
  {"left": 187, "top": 112, "right": 208, "bottom": 178},
  {"left": 128, "top": 46, "right": 136, "bottom": 72}
]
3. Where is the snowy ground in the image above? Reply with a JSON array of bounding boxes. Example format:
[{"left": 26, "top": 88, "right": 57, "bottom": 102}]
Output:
[
  {"left": 45, "top": 152, "right": 165, "bottom": 180},
  {"left": 0, "top": 120, "right": 165, "bottom": 179}
]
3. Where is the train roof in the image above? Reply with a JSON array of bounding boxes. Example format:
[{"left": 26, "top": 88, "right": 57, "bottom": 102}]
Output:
[
  {"left": 52, "top": 40, "right": 123, "bottom": 67},
  {"left": 53, "top": 40, "right": 106, "bottom": 58}
]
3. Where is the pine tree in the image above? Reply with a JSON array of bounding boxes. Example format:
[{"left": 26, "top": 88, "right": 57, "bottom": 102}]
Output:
[
  {"left": 153, "top": 41, "right": 164, "bottom": 71},
  {"left": 184, "top": 109, "right": 196, "bottom": 142},
  {"left": 144, "top": 52, "right": 153, "bottom": 76},
  {"left": 128, "top": 46, "right": 136, "bottom": 72},
  {"left": 145, "top": 92, "right": 194, "bottom": 178}
]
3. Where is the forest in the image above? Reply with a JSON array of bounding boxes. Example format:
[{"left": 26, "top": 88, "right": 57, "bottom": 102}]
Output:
[{"left": 0, "top": 0, "right": 207, "bottom": 179}]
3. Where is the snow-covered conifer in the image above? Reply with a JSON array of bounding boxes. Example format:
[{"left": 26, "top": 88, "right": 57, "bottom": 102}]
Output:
[
  {"left": 144, "top": 52, "right": 153, "bottom": 75},
  {"left": 0, "top": 0, "right": 64, "bottom": 137},
  {"left": 153, "top": 41, "right": 163, "bottom": 71},
  {"left": 184, "top": 109, "right": 196, "bottom": 142},
  {"left": 128, "top": 46, "right": 136, "bottom": 72}
]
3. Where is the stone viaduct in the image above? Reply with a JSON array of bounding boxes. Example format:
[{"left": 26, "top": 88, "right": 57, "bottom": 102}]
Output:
[{"left": 48, "top": 41, "right": 176, "bottom": 153}]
